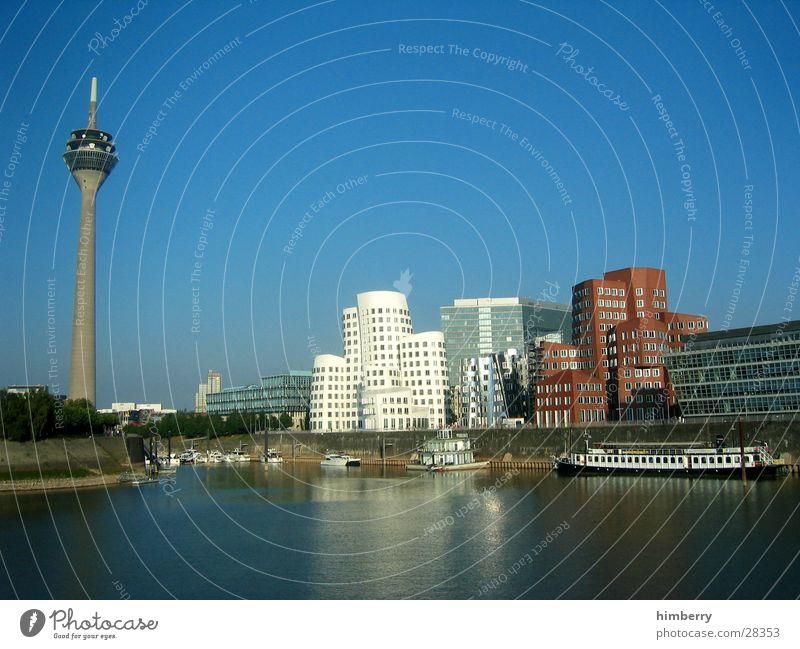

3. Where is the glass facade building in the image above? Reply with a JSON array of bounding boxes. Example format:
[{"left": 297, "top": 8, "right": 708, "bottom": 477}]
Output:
[
  {"left": 440, "top": 297, "right": 570, "bottom": 386},
  {"left": 664, "top": 321, "right": 800, "bottom": 419},
  {"left": 206, "top": 371, "right": 312, "bottom": 421}
]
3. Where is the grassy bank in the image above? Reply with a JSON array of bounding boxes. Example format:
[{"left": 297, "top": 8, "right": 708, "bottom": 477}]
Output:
[{"left": 0, "top": 467, "right": 93, "bottom": 481}]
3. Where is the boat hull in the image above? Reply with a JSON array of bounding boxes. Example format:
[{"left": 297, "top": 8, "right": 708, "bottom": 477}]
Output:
[
  {"left": 321, "top": 457, "right": 361, "bottom": 467},
  {"left": 554, "top": 459, "right": 788, "bottom": 479},
  {"left": 406, "top": 461, "right": 489, "bottom": 472}
]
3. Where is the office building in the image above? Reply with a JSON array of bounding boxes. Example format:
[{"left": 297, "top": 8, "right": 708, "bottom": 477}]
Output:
[
  {"left": 664, "top": 320, "right": 800, "bottom": 419},
  {"left": 458, "top": 348, "right": 529, "bottom": 428},
  {"left": 64, "top": 78, "right": 118, "bottom": 404},
  {"left": 534, "top": 267, "right": 708, "bottom": 424},
  {"left": 195, "top": 369, "right": 222, "bottom": 413},
  {"left": 205, "top": 371, "right": 312, "bottom": 429},
  {"left": 440, "top": 297, "right": 570, "bottom": 387},
  {"left": 309, "top": 291, "right": 449, "bottom": 431},
  {"left": 97, "top": 402, "right": 177, "bottom": 428}
]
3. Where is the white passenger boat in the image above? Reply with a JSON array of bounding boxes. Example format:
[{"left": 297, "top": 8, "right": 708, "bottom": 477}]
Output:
[
  {"left": 321, "top": 452, "right": 361, "bottom": 467},
  {"left": 553, "top": 434, "right": 788, "bottom": 478}
]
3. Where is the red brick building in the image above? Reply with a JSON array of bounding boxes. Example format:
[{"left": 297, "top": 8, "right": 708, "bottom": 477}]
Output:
[{"left": 534, "top": 267, "right": 707, "bottom": 425}]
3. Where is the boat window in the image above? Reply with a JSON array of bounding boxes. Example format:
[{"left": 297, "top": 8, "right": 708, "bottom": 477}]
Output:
[
  {"left": 627, "top": 457, "right": 632, "bottom": 463},
  {"left": 745, "top": 456, "right": 751, "bottom": 463},
  {"left": 670, "top": 457, "right": 676, "bottom": 464},
  {"left": 725, "top": 456, "right": 731, "bottom": 464},
  {"left": 717, "top": 457, "right": 723, "bottom": 464},
  {"left": 648, "top": 457, "right": 653, "bottom": 463}
]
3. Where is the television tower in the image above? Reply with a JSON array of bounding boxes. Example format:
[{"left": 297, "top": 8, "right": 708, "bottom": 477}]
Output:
[{"left": 63, "top": 77, "right": 118, "bottom": 404}]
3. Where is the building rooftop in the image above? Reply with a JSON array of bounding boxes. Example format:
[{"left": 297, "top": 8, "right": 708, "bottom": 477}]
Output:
[
  {"left": 448, "top": 297, "right": 569, "bottom": 310},
  {"left": 691, "top": 320, "right": 800, "bottom": 343}
]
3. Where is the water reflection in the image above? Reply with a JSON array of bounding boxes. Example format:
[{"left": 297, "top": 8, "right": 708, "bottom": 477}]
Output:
[{"left": 0, "top": 467, "right": 797, "bottom": 599}]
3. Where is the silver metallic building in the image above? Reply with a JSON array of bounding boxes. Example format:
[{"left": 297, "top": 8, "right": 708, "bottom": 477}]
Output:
[
  {"left": 205, "top": 372, "right": 312, "bottom": 427},
  {"left": 440, "top": 297, "right": 570, "bottom": 387}
]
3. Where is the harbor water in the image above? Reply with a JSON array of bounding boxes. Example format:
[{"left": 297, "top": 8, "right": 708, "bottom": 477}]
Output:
[{"left": 1, "top": 464, "right": 798, "bottom": 599}]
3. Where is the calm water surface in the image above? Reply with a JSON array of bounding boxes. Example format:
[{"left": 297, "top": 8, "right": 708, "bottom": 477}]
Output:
[{"left": 1, "top": 464, "right": 798, "bottom": 599}]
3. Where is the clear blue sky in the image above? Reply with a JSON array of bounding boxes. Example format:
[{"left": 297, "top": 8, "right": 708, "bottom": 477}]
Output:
[{"left": 1, "top": 0, "right": 798, "bottom": 409}]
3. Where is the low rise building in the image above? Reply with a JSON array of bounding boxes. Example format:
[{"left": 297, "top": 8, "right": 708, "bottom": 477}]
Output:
[
  {"left": 205, "top": 371, "right": 312, "bottom": 429},
  {"left": 664, "top": 320, "right": 800, "bottom": 420}
]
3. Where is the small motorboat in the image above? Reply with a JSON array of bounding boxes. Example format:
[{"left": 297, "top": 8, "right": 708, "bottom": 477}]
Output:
[
  {"left": 320, "top": 452, "right": 361, "bottom": 467},
  {"left": 224, "top": 445, "right": 252, "bottom": 463},
  {"left": 261, "top": 449, "right": 284, "bottom": 464}
]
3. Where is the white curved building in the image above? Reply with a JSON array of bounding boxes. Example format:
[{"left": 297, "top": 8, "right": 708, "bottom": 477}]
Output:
[{"left": 309, "top": 291, "right": 449, "bottom": 431}]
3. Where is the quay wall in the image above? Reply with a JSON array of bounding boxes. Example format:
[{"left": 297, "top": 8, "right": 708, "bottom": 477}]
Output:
[
  {"left": 0, "top": 437, "right": 131, "bottom": 475},
  {"left": 2, "top": 420, "right": 798, "bottom": 474},
  {"left": 183, "top": 419, "right": 800, "bottom": 465}
]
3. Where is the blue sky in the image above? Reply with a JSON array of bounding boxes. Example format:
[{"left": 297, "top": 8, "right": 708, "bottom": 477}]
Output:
[{"left": 0, "top": 0, "right": 798, "bottom": 409}]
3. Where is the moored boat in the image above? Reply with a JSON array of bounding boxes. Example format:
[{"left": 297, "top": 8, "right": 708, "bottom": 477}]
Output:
[
  {"left": 406, "top": 428, "right": 489, "bottom": 472},
  {"left": 224, "top": 446, "right": 252, "bottom": 463},
  {"left": 179, "top": 450, "right": 203, "bottom": 465},
  {"left": 553, "top": 434, "right": 788, "bottom": 478},
  {"left": 321, "top": 452, "right": 361, "bottom": 467},
  {"left": 261, "top": 449, "right": 284, "bottom": 464}
]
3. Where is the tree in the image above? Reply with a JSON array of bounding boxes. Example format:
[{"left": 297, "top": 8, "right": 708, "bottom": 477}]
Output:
[
  {"left": 62, "top": 399, "right": 101, "bottom": 436},
  {"left": 0, "top": 390, "right": 55, "bottom": 442},
  {"left": 279, "top": 413, "right": 293, "bottom": 430}
]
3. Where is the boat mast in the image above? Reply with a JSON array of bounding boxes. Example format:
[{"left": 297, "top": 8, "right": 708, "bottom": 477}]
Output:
[{"left": 738, "top": 417, "right": 748, "bottom": 484}]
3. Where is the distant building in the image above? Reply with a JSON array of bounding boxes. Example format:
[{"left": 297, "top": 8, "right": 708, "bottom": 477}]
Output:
[
  {"left": 98, "top": 402, "right": 177, "bottom": 428},
  {"left": 5, "top": 385, "right": 49, "bottom": 396},
  {"left": 309, "top": 290, "right": 449, "bottom": 432},
  {"left": 664, "top": 320, "right": 800, "bottom": 420},
  {"left": 458, "top": 349, "right": 529, "bottom": 428},
  {"left": 440, "top": 297, "right": 570, "bottom": 387},
  {"left": 195, "top": 369, "right": 223, "bottom": 413},
  {"left": 206, "top": 371, "right": 312, "bottom": 429},
  {"left": 534, "top": 267, "right": 708, "bottom": 424}
]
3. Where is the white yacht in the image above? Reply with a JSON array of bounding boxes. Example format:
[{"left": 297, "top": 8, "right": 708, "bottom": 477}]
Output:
[
  {"left": 261, "top": 449, "right": 284, "bottom": 464},
  {"left": 224, "top": 446, "right": 252, "bottom": 463},
  {"left": 179, "top": 450, "right": 203, "bottom": 465},
  {"left": 207, "top": 450, "right": 225, "bottom": 463},
  {"left": 321, "top": 452, "right": 361, "bottom": 467}
]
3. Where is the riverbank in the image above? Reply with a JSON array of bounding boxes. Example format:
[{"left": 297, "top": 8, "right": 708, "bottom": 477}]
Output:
[
  {"left": 2, "top": 419, "right": 798, "bottom": 491},
  {"left": 0, "top": 471, "right": 119, "bottom": 493},
  {"left": 177, "top": 419, "right": 800, "bottom": 465},
  {"left": 0, "top": 437, "right": 130, "bottom": 493}
]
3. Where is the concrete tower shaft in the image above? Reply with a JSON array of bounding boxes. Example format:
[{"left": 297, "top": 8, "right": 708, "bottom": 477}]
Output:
[{"left": 63, "top": 77, "right": 118, "bottom": 405}]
